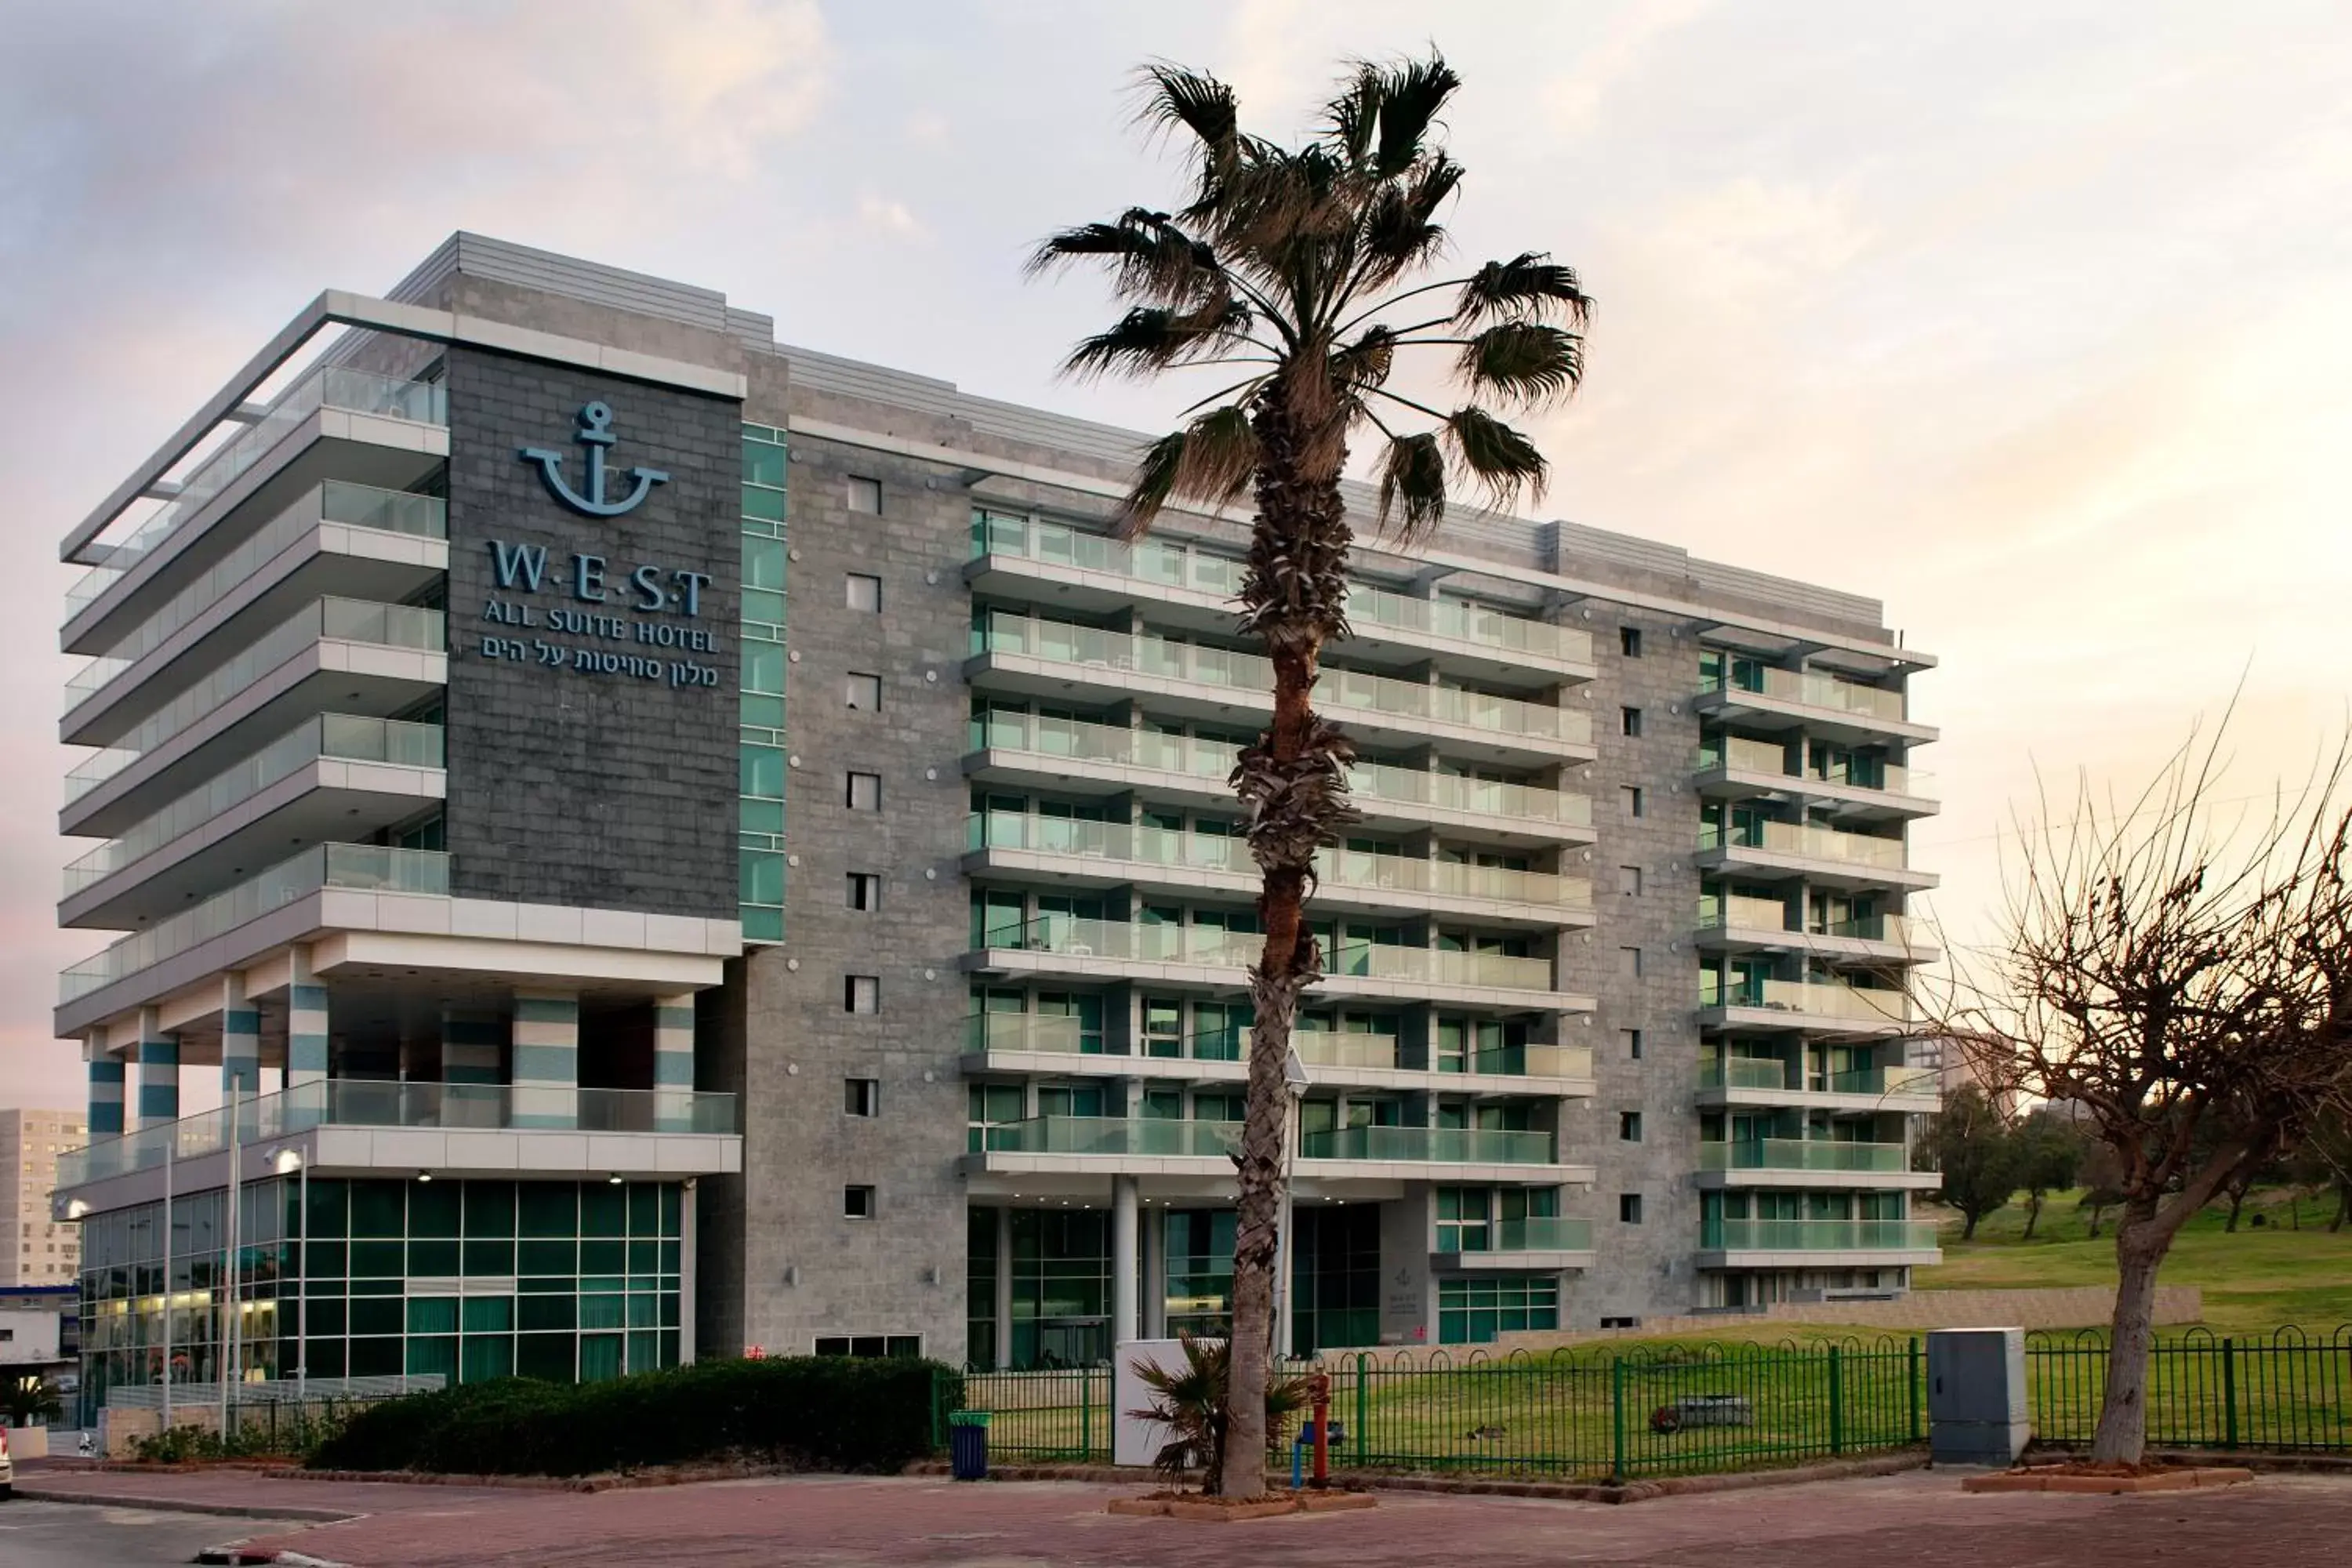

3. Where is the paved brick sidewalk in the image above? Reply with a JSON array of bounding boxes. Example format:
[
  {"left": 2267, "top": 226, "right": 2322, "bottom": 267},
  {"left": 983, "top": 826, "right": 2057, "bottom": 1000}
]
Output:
[{"left": 107, "top": 1468, "right": 2343, "bottom": 1567}]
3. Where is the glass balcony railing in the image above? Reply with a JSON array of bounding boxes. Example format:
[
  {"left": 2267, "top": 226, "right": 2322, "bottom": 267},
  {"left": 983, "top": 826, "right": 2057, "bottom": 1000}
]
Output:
[
  {"left": 1701, "top": 1060, "right": 1939, "bottom": 1097},
  {"left": 60, "top": 845, "right": 448, "bottom": 1004},
  {"left": 1301, "top": 1124, "right": 1557, "bottom": 1165},
  {"left": 1817, "top": 913, "right": 1928, "bottom": 947},
  {"left": 64, "top": 597, "right": 445, "bottom": 803},
  {"left": 1697, "top": 1138, "right": 1911, "bottom": 1173},
  {"left": 1700, "top": 1056, "right": 1795, "bottom": 1091},
  {"left": 972, "top": 618, "right": 1589, "bottom": 746},
  {"left": 1702, "top": 1218, "right": 1940, "bottom": 1250},
  {"left": 63, "top": 715, "right": 445, "bottom": 895},
  {"left": 1698, "top": 893, "right": 1794, "bottom": 932},
  {"left": 1698, "top": 819, "right": 1908, "bottom": 870},
  {"left": 964, "top": 1012, "right": 1097, "bottom": 1056},
  {"left": 971, "top": 513, "right": 1592, "bottom": 663},
  {"left": 980, "top": 1115, "right": 1243, "bottom": 1159},
  {"left": 965, "top": 812, "right": 1590, "bottom": 911},
  {"left": 1699, "top": 977, "right": 1916, "bottom": 1025},
  {"left": 1436, "top": 1216, "right": 1594, "bottom": 1254},
  {"left": 67, "top": 370, "right": 449, "bottom": 621},
  {"left": 65, "top": 483, "right": 446, "bottom": 717},
  {"left": 1700, "top": 665, "right": 1907, "bottom": 723},
  {"left": 977, "top": 916, "right": 1559, "bottom": 994},
  {"left": 1819, "top": 1065, "right": 1940, "bottom": 1097},
  {"left": 967, "top": 712, "right": 1590, "bottom": 827},
  {"left": 1695, "top": 742, "right": 1929, "bottom": 800},
  {"left": 58, "top": 1078, "right": 737, "bottom": 1188}
]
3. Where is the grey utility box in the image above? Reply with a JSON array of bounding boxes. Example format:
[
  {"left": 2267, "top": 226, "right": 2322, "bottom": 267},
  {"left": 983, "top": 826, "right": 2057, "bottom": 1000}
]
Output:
[{"left": 1926, "top": 1327, "right": 2030, "bottom": 1465}]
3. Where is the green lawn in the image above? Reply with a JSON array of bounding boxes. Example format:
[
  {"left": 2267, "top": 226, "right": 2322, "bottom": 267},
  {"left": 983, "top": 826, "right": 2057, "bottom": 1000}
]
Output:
[{"left": 1915, "top": 1185, "right": 2352, "bottom": 1336}]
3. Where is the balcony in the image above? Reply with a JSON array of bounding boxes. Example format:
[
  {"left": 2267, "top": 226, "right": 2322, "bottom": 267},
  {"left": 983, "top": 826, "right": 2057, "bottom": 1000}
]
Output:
[
  {"left": 60, "top": 844, "right": 448, "bottom": 1006},
  {"left": 1699, "top": 1138, "right": 1913, "bottom": 1173},
  {"left": 1693, "top": 736, "right": 1937, "bottom": 822},
  {"left": 60, "top": 715, "right": 445, "bottom": 930},
  {"left": 56, "top": 1079, "right": 739, "bottom": 1195},
  {"left": 964, "top": 712, "right": 1592, "bottom": 845},
  {"left": 66, "top": 369, "right": 448, "bottom": 648},
  {"left": 1695, "top": 896, "right": 1937, "bottom": 966},
  {"left": 960, "top": 1011, "right": 1592, "bottom": 1091},
  {"left": 64, "top": 483, "right": 445, "bottom": 724},
  {"left": 963, "top": 811, "right": 1592, "bottom": 928},
  {"left": 1301, "top": 1124, "right": 1557, "bottom": 1166},
  {"left": 969, "top": 916, "right": 1580, "bottom": 1014},
  {"left": 1698, "top": 976, "right": 1917, "bottom": 1035},
  {"left": 967, "top": 513, "right": 1592, "bottom": 684},
  {"left": 1697, "top": 1058, "right": 1941, "bottom": 1110},
  {"left": 1699, "top": 1218, "right": 1941, "bottom": 1259},
  {"left": 1435, "top": 1215, "right": 1595, "bottom": 1269},
  {"left": 64, "top": 598, "right": 447, "bottom": 837},
  {"left": 1695, "top": 819, "right": 1934, "bottom": 892},
  {"left": 967, "top": 616, "right": 1593, "bottom": 766},
  {"left": 1695, "top": 662, "right": 1936, "bottom": 746}
]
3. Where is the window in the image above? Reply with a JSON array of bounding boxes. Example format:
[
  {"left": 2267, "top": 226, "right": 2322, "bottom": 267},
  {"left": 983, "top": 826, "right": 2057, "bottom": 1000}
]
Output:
[
  {"left": 1622, "top": 1028, "right": 1644, "bottom": 1060},
  {"left": 1617, "top": 865, "right": 1643, "bottom": 897},
  {"left": 844, "top": 1079, "right": 879, "bottom": 1117},
  {"left": 843, "top": 1185, "right": 877, "bottom": 1219},
  {"left": 846, "top": 572, "right": 881, "bottom": 612},
  {"left": 1622, "top": 785, "right": 1644, "bottom": 818},
  {"left": 1619, "top": 946, "right": 1643, "bottom": 978},
  {"left": 1619, "top": 1111, "right": 1643, "bottom": 1143},
  {"left": 1621, "top": 706, "right": 1644, "bottom": 738},
  {"left": 1621, "top": 626, "right": 1643, "bottom": 658},
  {"left": 844, "top": 975, "right": 879, "bottom": 1014},
  {"left": 846, "top": 673, "right": 881, "bottom": 711},
  {"left": 1619, "top": 1193, "right": 1644, "bottom": 1225},
  {"left": 847, "top": 476, "right": 882, "bottom": 514},
  {"left": 815, "top": 1334, "right": 922, "bottom": 1358},
  {"left": 847, "top": 873, "right": 880, "bottom": 910},
  {"left": 847, "top": 772, "right": 880, "bottom": 811}
]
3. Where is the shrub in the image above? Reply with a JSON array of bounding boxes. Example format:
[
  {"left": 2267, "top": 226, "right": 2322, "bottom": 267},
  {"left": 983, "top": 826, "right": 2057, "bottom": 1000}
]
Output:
[{"left": 310, "top": 1356, "right": 960, "bottom": 1477}]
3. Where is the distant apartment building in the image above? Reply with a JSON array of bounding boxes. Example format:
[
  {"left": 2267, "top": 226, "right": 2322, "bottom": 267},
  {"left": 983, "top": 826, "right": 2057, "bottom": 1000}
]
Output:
[
  {"left": 42, "top": 235, "right": 1940, "bottom": 1416},
  {"left": 2, "top": 1108, "right": 87, "bottom": 1286}
]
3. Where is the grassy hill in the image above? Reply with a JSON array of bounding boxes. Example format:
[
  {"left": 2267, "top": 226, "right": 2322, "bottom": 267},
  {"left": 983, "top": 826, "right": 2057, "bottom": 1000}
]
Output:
[{"left": 1914, "top": 1185, "right": 2352, "bottom": 1335}]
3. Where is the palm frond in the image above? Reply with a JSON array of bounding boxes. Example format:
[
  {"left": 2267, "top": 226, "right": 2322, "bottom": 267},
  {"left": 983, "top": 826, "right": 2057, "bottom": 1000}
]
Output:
[
  {"left": 1063, "top": 300, "right": 1257, "bottom": 381},
  {"left": 1135, "top": 63, "right": 1241, "bottom": 199},
  {"left": 1454, "top": 321, "right": 1584, "bottom": 406},
  {"left": 1374, "top": 430, "right": 1448, "bottom": 540},
  {"left": 1324, "top": 67, "right": 1381, "bottom": 166},
  {"left": 1028, "top": 209, "right": 1228, "bottom": 308},
  {"left": 1442, "top": 405, "right": 1549, "bottom": 513},
  {"left": 1370, "top": 54, "right": 1462, "bottom": 178},
  {"left": 1358, "top": 152, "right": 1462, "bottom": 288},
  {"left": 1119, "top": 405, "right": 1260, "bottom": 537},
  {"left": 1454, "top": 252, "right": 1593, "bottom": 327},
  {"left": 1330, "top": 325, "right": 1397, "bottom": 395}
]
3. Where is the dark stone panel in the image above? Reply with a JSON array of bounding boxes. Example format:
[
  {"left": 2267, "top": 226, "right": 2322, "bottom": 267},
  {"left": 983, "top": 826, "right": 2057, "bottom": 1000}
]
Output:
[{"left": 442, "top": 347, "right": 742, "bottom": 918}]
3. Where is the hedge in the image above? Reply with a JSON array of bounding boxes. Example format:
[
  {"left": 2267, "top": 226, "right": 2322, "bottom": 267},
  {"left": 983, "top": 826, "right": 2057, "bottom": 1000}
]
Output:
[{"left": 309, "top": 1356, "right": 962, "bottom": 1476}]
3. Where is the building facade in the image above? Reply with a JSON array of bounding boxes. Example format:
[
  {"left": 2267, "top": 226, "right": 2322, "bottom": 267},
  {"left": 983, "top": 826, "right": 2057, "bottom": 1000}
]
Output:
[
  {"left": 49, "top": 236, "right": 1938, "bottom": 1409},
  {"left": 3, "top": 1109, "right": 88, "bottom": 1287}
]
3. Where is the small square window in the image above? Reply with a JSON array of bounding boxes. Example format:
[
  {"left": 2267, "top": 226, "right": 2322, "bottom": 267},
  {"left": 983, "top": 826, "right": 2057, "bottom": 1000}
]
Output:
[
  {"left": 846, "top": 573, "right": 881, "bottom": 612},
  {"left": 1619, "top": 1193, "right": 1644, "bottom": 1225},
  {"left": 1621, "top": 626, "right": 1643, "bottom": 658},
  {"left": 1619, "top": 1111, "right": 1643, "bottom": 1143},
  {"left": 847, "top": 772, "right": 880, "bottom": 811},
  {"left": 1621, "top": 706, "right": 1644, "bottom": 738},
  {"left": 847, "top": 477, "right": 882, "bottom": 514},
  {"left": 844, "top": 975, "right": 879, "bottom": 1014},
  {"left": 1622, "top": 785, "right": 1644, "bottom": 818},
  {"left": 844, "top": 1078, "right": 879, "bottom": 1117},
  {"left": 846, "top": 673, "right": 881, "bottom": 711},
  {"left": 843, "top": 1185, "right": 877, "bottom": 1219},
  {"left": 1617, "top": 865, "right": 1643, "bottom": 897},
  {"left": 1623, "top": 1028, "right": 1644, "bottom": 1060},
  {"left": 1619, "top": 946, "right": 1643, "bottom": 978},
  {"left": 847, "top": 873, "right": 881, "bottom": 911}
]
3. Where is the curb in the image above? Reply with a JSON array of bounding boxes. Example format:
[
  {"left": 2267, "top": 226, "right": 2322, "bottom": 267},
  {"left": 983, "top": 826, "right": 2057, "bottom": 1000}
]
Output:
[
  {"left": 197, "top": 1550, "right": 352, "bottom": 1567},
  {"left": 12, "top": 1484, "right": 358, "bottom": 1523}
]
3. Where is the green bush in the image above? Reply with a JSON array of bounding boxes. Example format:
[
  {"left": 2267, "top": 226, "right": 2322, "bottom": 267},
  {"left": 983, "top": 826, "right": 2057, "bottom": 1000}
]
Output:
[{"left": 310, "top": 1356, "right": 961, "bottom": 1476}]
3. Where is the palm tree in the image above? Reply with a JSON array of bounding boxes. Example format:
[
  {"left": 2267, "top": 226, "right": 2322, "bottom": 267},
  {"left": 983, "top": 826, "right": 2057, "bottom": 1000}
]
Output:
[{"left": 1033, "top": 52, "right": 1589, "bottom": 1495}]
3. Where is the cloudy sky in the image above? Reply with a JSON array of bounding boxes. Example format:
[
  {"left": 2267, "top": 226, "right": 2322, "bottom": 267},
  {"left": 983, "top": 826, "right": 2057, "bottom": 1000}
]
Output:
[{"left": 3, "top": 2, "right": 2347, "bottom": 1109}]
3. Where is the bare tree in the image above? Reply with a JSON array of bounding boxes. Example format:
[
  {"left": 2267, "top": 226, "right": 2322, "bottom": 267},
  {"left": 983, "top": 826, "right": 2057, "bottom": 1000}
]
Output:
[{"left": 1944, "top": 728, "right": 2352, "bottom": 1464}]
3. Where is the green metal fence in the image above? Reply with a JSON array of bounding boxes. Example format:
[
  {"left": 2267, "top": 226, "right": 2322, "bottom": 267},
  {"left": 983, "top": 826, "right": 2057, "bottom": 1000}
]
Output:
[
  {"left": 959, "top": 1366, "right": 1114, "bottom": 1461},
  {"left": 2026, "top": 1327, "right": 2352, "bottom": 1453}
]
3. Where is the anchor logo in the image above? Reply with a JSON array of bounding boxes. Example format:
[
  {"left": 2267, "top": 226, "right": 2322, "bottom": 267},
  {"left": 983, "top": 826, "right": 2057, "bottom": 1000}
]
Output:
[{"left": 520, "top": 401, "right": 670, "bottom": 517}]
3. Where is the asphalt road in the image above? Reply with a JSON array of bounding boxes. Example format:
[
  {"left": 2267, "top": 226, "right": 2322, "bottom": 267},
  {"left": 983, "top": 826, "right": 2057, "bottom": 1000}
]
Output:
[{"left": 0, "top": 1498, "right": 282, "bottom": 1566}]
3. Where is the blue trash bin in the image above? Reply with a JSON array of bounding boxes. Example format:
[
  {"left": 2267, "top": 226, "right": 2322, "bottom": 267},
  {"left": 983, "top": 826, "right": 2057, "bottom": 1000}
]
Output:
[{"left": 949, "top": 1410, "right": 991, "bottom": 1481}]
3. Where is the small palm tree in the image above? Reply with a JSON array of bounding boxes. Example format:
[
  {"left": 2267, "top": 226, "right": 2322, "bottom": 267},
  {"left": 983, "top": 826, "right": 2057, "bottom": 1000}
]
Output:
[
  {"left": 1126, "top": 1334, "right": 1309, "bottom": 1494},
  {"left": 1034, "top": 52, "right": 1588, "bottom": 1496},
  {"left": 5, "top": 1374, "right": 64, "bottom": 1428}
]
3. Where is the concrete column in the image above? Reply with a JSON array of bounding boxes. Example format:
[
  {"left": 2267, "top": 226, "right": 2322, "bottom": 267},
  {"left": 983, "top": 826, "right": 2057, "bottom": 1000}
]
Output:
[
  {"left": 653, "top": 993, "right": 697, "bottom": 1131},
  {"left": 136, "top": 1008, "right": 180, "bottom": 1130},
  {"left": 221, "top": 975, "right": 261, "bottom": 1096},
  {"left": 87, "top": 1047, "right": 126, "bottom": 1138},
  {"left": 510, "top": 991, "right": 580, "bottom": 1128},
  {"left": 1141, "top": 1206, "right": 1167, "bottom": 1338},
  {"left": 1112, "top": 1175, "right": 1139, "bottom": 1348},
  {"left": 439, "top": 1007, "right": 504, "bottom": 1128},
  {"left": 993, "top": 1206, "right": 1015, "bottom": 1370},
  {"left": 286, "top": 946, "right": 328, "bottom": 1091}
]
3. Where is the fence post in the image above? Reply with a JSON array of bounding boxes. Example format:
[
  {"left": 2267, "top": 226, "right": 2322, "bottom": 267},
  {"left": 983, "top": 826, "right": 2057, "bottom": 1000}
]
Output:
[
  {"left": 1907, "top": 1338, "right": 1922, "bottom": 1444},
  {"left": 1353, "top": 1352, "right": 1369, "bottom": 1467},
  {"left": 2222, "top": 1338, "right": 2238, "bottom": 1452},
  {"left": 1828, "top": 1345, "right": 1845, "bottom": 1457},
  {"left": 1082, "top": 1367, "right": 1096, "bottom": 1462},
  {"left": 1610, "top": 1357, "right": 1627, "bottom": 1482}
]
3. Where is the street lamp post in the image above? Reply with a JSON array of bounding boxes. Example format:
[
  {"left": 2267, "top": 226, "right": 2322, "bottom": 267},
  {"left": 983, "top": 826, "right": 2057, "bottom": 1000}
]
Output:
[{"left": 1270, "top": 1047, "right": 1311, "bottom": 1362}]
